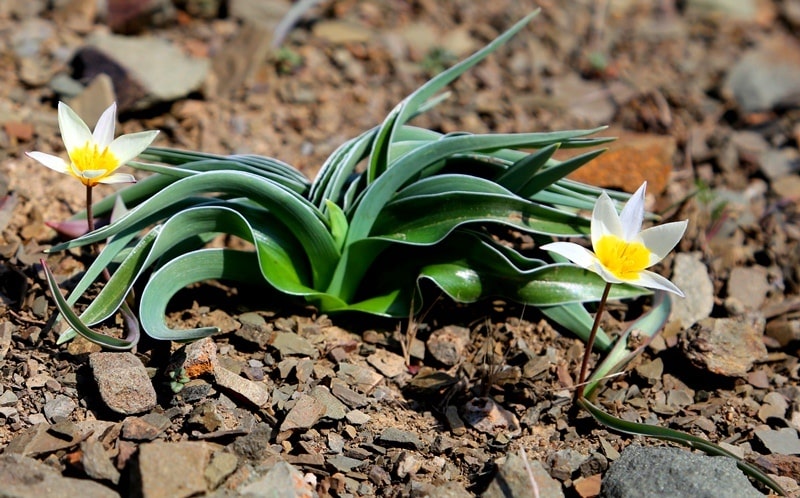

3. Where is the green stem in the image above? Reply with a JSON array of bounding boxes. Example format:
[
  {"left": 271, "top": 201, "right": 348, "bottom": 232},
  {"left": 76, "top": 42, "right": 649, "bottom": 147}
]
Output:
[{"left": 575, "top": 281, "right": 612, "bottom": 404}]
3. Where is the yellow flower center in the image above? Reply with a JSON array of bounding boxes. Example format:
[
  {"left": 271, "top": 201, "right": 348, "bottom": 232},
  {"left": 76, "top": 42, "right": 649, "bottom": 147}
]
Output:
[
  {"left": 69, "top": 142, "right": 120, "bottom": 186},
  {"left": 595, "top": 235, "right": 651, "bottom": 280}
]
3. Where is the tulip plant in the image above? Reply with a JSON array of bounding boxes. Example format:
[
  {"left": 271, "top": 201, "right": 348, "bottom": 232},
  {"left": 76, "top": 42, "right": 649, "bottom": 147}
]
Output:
[{"left": 34, "top": 11, "right": 787, "bottom": 494}]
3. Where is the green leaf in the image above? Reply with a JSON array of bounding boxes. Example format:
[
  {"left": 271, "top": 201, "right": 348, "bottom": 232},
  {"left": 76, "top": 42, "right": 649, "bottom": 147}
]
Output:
[
  {"left": 42, "top": 261, "right": 137, "bottom": 350},
  {"left": 496, "top": 143, "right": 559, "bottom": 191}
]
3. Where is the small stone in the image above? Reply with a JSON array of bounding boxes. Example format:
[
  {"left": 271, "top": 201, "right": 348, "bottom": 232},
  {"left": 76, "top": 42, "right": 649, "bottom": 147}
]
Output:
[
  {"left": 727, "top": 266, "right": 770, "bottom": 311},
  {"left": 548, "top": 448, "right": 586, "bottom": 481},
  {"left": 204, "top": 451, "right": 238, "bottom": 489},
  {"left": 234, "top": 312, "right": 270, "bottom": 348},
  {"left": 337, "top": 362, "right": 383, "bottom": 393},
  {"left": 681, "top": 315, "right": 768, "bottom": 377},
  {"left": 89, "top": 352, "right": 156, "bottom": 415},
  {"left": 574, "top": 474, "right": 603, "bottom": 498},
  {"left": 395, "top": 451, "right": 422, "bottom": 479},
  {"left": 279, "top": 394, "right": 326, "bottom": 432},
  {"left": 670, "top": 253, "right": 715, "bottom": 329},
  {"left": 329, "top": 454, "right": 365, "bottom": 473},
  {"left": 213, "top": 365, "right": 269, "bottom": 408},
  {"left": 759, "top": 392, "right": 789, "bottom": 422},
  {"left": 81, "top": 439, "right": 121, "bottom": 485},
  {"left": 271, "top": 332, "right": 318, "bottom": 358},
  {"left": 330, "top": 378, "right": 369, "bottom": 407},
  {"left": 483, "top": 453, "right": 564, "bottom": 498},
  {"left": 309, "top": 385, "right": 347, "bottom": 420},
  {"left": 43, "top": 394, "right": 77, "bottom": 423},
  {"left": 463, "top": 397, "right": 521, "bottom": 436},
  {"left": 378, "top": 427, "right": 423, "bottom": 450},
  {"left": 176, "top": 337, "right": 218, "bottom": 378},
  {"left": 366, "top": 349, "right": 406, "bottom": 378},
  {"left": 0, "top": 454, "right": 119, "bottom": 498},
  {"left": 5, "top": 423, "right": 83, "bottom": 457},
  {"left": 65, "top": 74, "right": 115, "bottom": 128},
  {"left": 136, "top": 441, "right": 216, "bottom": 498},
  {"left": 426, "top": 325, "right": 470, "bottom": 366},
  {"left": 755, "top": 427, "right": 800, "bottom": 455},
  {"left": 121, "top": 413, "right": 170, "bottom": 441},
  {"left": 635, "top": 358, "right": 663, "bottom": 383},
  {"left": 327, "top": 432, "right": 345, "bottom": 453},
  {"left": 238, "top": 460, "right": 315, "bottom": 496},
  {"left": 345, "top": 409, "right": 371, "bottom": 425}
]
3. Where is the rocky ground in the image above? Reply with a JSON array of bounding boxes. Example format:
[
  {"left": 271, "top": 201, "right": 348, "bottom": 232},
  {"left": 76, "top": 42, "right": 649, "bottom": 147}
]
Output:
[{"left": 1, "top": 0, "right": 800, "bottom": 497}]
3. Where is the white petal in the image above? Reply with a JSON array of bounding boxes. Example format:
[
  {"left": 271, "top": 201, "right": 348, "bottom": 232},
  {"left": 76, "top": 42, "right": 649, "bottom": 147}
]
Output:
[
  {"left": 619, "top": 182, "right": 646, "bottom": 240},
  {"left": 541, "top": 241, "right": 597, "bottom": 269},
  {"left": 108, "top": 130, "right": 159, "bottom": 164},
  {"left": 627, "top": 270, "right": 684, "bottom": 297},
  {"left": 640, "top": 220, "right": 688, "bottom": 265},
  {"left": 25, "top": 151, "right": 70, "bottom": 174},
  {"left": 591, "top": 191, "right": 623, "bottom": 249},
  {"left": 99, "top": 173, "right": 137, "bottom": 184},
  {"left": 92, "top": 102, "right": 117, "bottom": 147},
  {"left": 57, "top": 102, "right": 92, "bottom": 153},
  {"left": 591, "top": 263, "right": 625, "bottom": 285}
]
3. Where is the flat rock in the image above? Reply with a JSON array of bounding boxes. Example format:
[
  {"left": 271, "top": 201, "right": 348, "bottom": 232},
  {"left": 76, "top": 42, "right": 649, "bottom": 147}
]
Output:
[
  {"left": 724, "top": 35, "right": 800, "bottom": 112},
  {"left": 482, "top": 453, "right": 563, "bottom": 498},
  {"left": 755, "top": 427, "right": 800, "bottom": 455},
  {"left": 727, "top": 266, "right": 770, "bottom": 311},
  {"left": 463, "top": 397, "right": 521, "bottom": 436},
  {"left": 309, "top": 385, "right": 347, "bottom": 420},
  {"left": 280, "top": 394, "right": 326, "bottom": 432},
  {"left": 213, "top": 365, "right": 270, "bottom": 407},
  {"left": 337, "top": 362, "right": 383, "bottom": 394},
  {"left": 681, "top": 315, "right": 768, "bottom": 377},
  {"left": 426, "top": 325, "right": 470, "bottom": 366},
  {"left": 366, "top": 348, "right": 406, "bottom": 378},
  {"left": 271, "top": 331, "right": 318, "bottom": 358},
  {"left": 135, "top": 441, "right": 218, "bottom": 498},
  {"left": 74, "top": 33, "right": 209, "bottom": 112},
  {"left": 0, "top": 453, "right": 119, "bottom": 498},
  {"left": 378, "top": 427, "right": 424, "bottom": 450},
  {"left": 89, "top": 352, "right": 157, "bottom": 415},
  {"left": 670, "top": 252, "right": 714, "bottom": 329},
  {"left": 4, "top": 423, "right": 84, "bottom": 456},
  {"left": 600, "top": 445, "right": 761, "bottom": 498},
  {"left": 238, "top": 460, "right": 316, "bottom": 496},
  {"left": 81, "top": 439, "right": 121, "bottom": 485}
]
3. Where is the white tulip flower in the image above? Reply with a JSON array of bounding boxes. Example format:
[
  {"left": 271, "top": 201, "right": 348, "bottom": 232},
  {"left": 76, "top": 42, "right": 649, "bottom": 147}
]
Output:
[
  {"left": 27, "top": 102, "right": 158, "bottom": 187},
  {"left": 542, "top": 182, "right": 687, "bottom": 296}
]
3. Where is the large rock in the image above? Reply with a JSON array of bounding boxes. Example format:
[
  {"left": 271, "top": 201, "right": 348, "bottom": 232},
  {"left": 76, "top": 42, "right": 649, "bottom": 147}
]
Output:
[
  {"left": 601, "top": 445, "right": 761, "bottom": 498},
  {"left": 71, "top": 33, "right": 209, "bottom": 112},
  {"left": 0, "top": 454, "right": 119, "bottom": 498}
]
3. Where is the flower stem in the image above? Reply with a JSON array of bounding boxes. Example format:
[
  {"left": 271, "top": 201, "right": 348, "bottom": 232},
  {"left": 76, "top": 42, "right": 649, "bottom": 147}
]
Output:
[
  {"left": 574, "top": 281, "right": 612, "bottom": 404},
  {"left": 86, "top": 184, "right": 94, "bottom": 233}
]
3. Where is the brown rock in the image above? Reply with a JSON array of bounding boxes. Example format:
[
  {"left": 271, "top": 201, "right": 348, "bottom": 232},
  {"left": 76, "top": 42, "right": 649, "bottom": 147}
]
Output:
[
  {"left": 681, "top": 315, "right": 768, "bottom": 377},
  {"left": 426, "top": 325, "right": 470, "bottom": 366},
  {"left": 565, "top": 128, "right": 675, "bottom": 195}
]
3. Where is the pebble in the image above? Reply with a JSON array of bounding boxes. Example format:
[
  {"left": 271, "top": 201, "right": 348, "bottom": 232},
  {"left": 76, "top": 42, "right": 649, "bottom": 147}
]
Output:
[
  {"left": 724, "top": 35, "right": 800, "bottom": 113},
  {"left": 329, "top": 454, "right": 365, "bottom": 473},
  {"left": 213, "top": 365, "right": 270, "bottom": 408},
  {"left": 271, "top": 331, "right": 319, "bottom": 358},
  {"left": 378, "top": 427, "right": 424, "bottom": 450},
  {"left": 0, "top": 454, "right": 119, "bottom": 498},
  {"left": 234, "top": 312, "right": 270, "bottom": 348},
  {"left": 135, "top": 441, "right": 218, "bottom": 498},
  {"left": 121, "top": 413, "right": 171, "bottom": 441},
  {"left": 426, "top": 325, "right": 470, "bottom": 366},
  {"left": 89, "top": 352, "right": 157, "bottom": 415},
  {"left": 4, "top": 423, "right": 83, "bottom": 456},
  {"left": 345, "top": 409, "right": 371, "bottom": 426},
  {"left": 204, "top": 451, "right": 238, "bottom": 489},
  {"left": 65, "top": 73, "right": 116, "bottom": 128},
  {"left": 366, "top": 348, "right": 406, "bottom": 378},
  {"left": 279, "top": 394, "right": 326, "bottom": 432},
  {"left": 727, "top": 266, "right": 770, "bottom": 311},
  {"left": 238, "top": 460, "right": 315, "bottom": 496},
  {"left": 755, "top": 427, "right": 800, "bottom": 455},
  {"left": 174, "top": 336, "right": 218, "bottom": 378},
  {"left": 309, "top": 385, "right": 347, "bottom": 420},
  {"left": 600, "top": 445, "right": 762, "bottom": 498},
  {"left": 670, "top": 252, "right": 714, "bottom": 329},
  {"left": 462, "top": 397, "right": 521, "bottom": 436},
  {"left": 80, "top": 439, "right": 121, "bottom": 485},
  {"left": 681, "top": 315, "right": 768, "bottom": 377},
  {"left": 759, "top": 392, "right": 789, "bottom": 422},
  {"left": 43, "top": 394, "right": 77, "bottom": 422},
  {"left": 482, "top": 453, "right": 564, "bottom": 498},
  {"left": 337, "top": 362, "right": 384, "bottom": 394},
  {"left": 330, "top": 379, "right": 369, "bottom": 408},
  {"left": 548, "top": 448, "right": 586, "bottom": 481}
]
